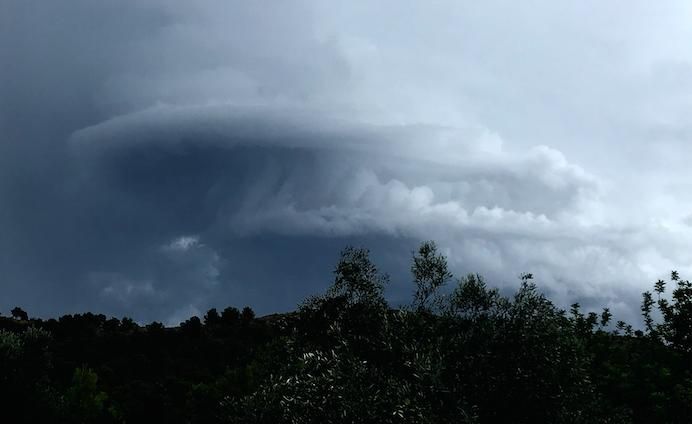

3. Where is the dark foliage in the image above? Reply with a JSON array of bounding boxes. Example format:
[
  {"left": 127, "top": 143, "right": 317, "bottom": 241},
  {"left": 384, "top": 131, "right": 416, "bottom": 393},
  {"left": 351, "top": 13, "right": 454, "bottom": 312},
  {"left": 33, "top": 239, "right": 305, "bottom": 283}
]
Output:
[{"left": 2, "top": 242, "right": 692, "bottom": 422}]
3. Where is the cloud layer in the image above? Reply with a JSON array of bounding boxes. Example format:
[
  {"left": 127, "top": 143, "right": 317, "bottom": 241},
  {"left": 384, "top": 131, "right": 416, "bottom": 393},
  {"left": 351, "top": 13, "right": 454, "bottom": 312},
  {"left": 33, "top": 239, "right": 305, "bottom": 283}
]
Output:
[{"left": 3, "top": 1, "right": 692, "bottom": 324}]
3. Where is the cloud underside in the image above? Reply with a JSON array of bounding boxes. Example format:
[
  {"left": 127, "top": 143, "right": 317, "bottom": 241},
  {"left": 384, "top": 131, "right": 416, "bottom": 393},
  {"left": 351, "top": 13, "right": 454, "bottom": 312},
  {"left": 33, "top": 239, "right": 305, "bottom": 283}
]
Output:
[{"left": 65, "top": 105, "right": 671, "bottom": 324}]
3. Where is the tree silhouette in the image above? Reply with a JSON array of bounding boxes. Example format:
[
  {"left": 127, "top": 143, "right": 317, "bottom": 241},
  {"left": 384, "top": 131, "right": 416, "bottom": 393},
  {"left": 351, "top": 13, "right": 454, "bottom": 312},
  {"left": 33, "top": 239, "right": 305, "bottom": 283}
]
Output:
[
  {"left": 10, "top": 306, "right": 28, "bottom": 321},
  {"left": 411, "top": 240, "right": 452, "bottom": 312},
  {"left": 0, "top": 242, "right": 692, "bottom": 422}
]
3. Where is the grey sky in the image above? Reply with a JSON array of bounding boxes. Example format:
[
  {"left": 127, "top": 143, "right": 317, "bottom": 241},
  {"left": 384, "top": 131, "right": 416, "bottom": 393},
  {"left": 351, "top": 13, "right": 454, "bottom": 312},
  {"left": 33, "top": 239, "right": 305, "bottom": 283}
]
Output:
[{"left": 2, "top": 0, "right": 692, "bottom": 324}]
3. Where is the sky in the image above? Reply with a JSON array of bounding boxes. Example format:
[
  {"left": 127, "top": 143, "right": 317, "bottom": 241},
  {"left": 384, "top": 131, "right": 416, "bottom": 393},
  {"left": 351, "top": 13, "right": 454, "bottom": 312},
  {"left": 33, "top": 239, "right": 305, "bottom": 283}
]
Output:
[{"left": 2, "top": 1, "right": 692, "bottom": 325}]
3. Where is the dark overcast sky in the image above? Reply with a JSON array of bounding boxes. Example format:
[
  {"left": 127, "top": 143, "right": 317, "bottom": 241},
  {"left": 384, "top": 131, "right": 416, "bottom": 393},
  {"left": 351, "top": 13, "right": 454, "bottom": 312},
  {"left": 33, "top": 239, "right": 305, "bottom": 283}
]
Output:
[{"left": 2, "top": 1, "right": 692, "bottom": 324}]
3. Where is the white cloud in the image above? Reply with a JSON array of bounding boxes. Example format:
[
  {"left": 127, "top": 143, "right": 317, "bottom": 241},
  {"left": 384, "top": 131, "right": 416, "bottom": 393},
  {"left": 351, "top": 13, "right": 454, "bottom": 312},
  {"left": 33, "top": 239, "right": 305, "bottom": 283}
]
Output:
[{"left": 164, "top": 235, "right": 201, "bottom": 252}]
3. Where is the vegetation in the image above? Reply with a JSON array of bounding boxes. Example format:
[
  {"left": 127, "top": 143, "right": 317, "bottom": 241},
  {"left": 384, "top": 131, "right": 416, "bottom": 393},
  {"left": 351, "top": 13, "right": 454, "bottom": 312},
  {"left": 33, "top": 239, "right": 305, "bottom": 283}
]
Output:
[{"left": 2, "top": 241, "right": 692, "bottom": 422}]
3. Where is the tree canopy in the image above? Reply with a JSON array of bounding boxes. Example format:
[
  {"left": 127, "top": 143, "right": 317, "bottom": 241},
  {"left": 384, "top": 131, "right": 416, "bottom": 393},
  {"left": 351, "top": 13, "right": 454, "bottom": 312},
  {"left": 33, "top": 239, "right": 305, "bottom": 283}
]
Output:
[{"left": 1, "top": 241, "right": 692, "bottom": 422}]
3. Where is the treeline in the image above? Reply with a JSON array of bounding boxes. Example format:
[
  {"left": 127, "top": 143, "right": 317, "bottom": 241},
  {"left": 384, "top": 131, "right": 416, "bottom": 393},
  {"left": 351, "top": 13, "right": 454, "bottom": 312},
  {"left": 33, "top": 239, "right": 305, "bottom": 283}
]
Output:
[{"left": 2, "top": 242, "right": 692, "bottom": 423}]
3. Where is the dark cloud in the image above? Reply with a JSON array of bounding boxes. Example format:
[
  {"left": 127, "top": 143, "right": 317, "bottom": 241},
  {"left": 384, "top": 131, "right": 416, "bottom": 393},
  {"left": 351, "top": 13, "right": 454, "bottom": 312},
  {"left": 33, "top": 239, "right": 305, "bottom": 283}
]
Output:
[{"left": 2, "top": 0, "right": 692, "bottom": 324}]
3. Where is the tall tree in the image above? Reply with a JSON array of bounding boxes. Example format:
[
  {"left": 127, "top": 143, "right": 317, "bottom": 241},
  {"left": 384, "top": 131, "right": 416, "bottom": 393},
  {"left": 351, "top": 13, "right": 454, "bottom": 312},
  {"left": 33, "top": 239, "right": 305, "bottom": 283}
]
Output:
[{"left": 411, "top": 241, "right": 452, "bottom": 312}]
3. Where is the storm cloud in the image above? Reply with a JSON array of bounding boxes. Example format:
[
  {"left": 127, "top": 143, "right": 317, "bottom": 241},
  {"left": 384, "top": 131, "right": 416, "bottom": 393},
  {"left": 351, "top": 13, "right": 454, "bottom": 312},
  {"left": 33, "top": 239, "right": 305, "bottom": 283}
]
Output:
[{"left": 3, "top": 0, "right": 692, "bottom": 324}]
